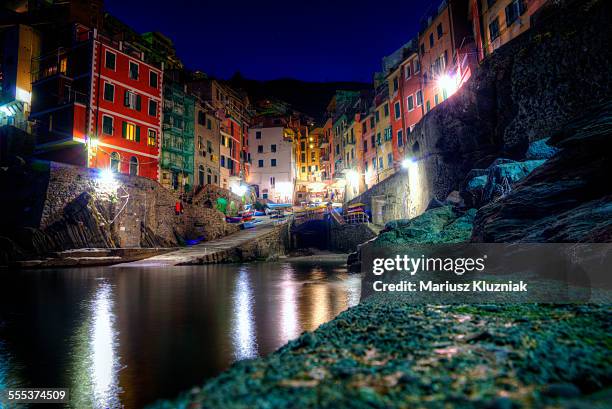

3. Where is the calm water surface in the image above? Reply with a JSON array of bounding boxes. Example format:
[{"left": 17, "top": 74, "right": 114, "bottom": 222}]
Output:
[{"left": 0, "top": 259, "right": 360, "bottom": 408}]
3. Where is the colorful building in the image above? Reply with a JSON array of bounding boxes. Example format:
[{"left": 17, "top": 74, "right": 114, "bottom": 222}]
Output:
[
  {"left": 361, "top": 110, "right": 378, "bottom": 189},
  {"left": 372, "top": 74, "right": 394, "bottom": 182},
  {"left": 194, "top": 100, "right": 220, "bottom": 188},
  {"left": 418, "top": 0, "right": 477, "bottom": 114},
  {"left": 480, "top": 0, "right": 549, "bottom": 57},
  {"left": 248, "top": 116, "right": 296, "bottom": 203},
  {"left": 160, "top": 80, "right": 195, "bottom": 191},
  {"left": 400, "top": 48, "right": 424, "bottom": 148},
  {"left": 0, "top": 24, "right": 41, "bottom": 132},
  {"left": 31, "top": 26, "right": 163, "bottom": 180}
]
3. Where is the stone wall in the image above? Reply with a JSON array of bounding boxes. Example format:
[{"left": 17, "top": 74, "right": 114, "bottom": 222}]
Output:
[
  {"left": 349, "top": 0, "right": 612, "bottom": 224},
  {"left": 37, "top": 162, "right": 238, "bottom": 250},
  {"left": 179, "top": 222, "right": 291, "bottom": 264},
  {"left": 330, "top": 223, "right": 377, "bottom": 253}
]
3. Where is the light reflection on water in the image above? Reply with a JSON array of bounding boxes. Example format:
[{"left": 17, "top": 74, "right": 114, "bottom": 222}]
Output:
[
  {"left": 231, "top": 268, "right": 258, "bottom": 360},
  {"left": 0, "top": 259, "right": 360, "bottom": 408}
]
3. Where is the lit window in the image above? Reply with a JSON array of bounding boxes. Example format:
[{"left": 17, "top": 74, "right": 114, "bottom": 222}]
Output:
[
  {"left": 122, "top": 122, "right": 138, "bottom": 142},
  {"left": 148, "top": 129, "right": 156, "bottom": 146}
]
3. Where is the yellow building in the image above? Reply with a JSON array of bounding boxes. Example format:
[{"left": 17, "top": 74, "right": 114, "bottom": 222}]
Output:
[
  {"left": 296, "top": 126, "right": 321, "bottom": 182},
  {"left": 481, "top": 0, "right": 549, "bottom": 56},
  {"left": 373, "top": 99, "right": 394, "bottom": 183}
]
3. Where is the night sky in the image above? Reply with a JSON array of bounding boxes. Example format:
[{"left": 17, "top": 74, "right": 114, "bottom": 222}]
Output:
[{"left": 104, "top": 0, "right": 435, "bottom": 82}]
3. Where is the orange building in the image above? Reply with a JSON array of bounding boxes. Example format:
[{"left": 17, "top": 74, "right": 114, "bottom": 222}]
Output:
[
  {"left": 480, "top": 0, "right": 549, "bottom": 56},
  {"left": 400, "top": 50, "right": 424, "bottom": 148},
  {"left": 418, "top": 0, "right": 475, "bottom": 114}
]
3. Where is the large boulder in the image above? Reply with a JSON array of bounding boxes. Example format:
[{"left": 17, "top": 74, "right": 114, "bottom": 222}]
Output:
[
  {"left": 481, "top": 159, "right": 546, "bottom": 204},
  {"left": 472, "top": 102, "right": 612, "bottom": 242},
  {"left": 525, "top": 137, "right": 560, "bottom": 160},
  {"left": 377, "top": 205, "right": 476, "bottom": 245}
]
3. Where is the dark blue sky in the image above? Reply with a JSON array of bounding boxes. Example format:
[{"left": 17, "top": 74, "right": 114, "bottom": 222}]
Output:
[{"left": 104, "top": 0, "right": 434, "bottom": 82}]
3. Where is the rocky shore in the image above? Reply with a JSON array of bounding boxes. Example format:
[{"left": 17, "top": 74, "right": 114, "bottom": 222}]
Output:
[{"left": 150, "top": 303, "right": 611, "bottom": 409}]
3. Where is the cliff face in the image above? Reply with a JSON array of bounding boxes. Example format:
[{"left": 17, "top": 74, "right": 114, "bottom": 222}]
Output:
[{"left": 397, "top": 0, "right": 612, "bottom": 214}]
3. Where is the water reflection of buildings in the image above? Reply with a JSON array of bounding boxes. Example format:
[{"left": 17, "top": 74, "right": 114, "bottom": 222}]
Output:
[
  {"left": 71, "top": 282, "right": 121, "bottom": 409},
  {"left": 231, "top": 268, "right": 258, "bottom": 360}
]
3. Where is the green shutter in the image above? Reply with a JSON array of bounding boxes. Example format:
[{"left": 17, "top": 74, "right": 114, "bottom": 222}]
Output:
[
  {"left": 122, "top": 121, "right": 127, "bottom": 138},
  {"left": 136, "top": 95, "right": 142, "bottom": 111},
  {"left": 124, "top": 91, "right": 130, "bottom": 107},
  {"left": 135, "top": 125, "right": 141, "bottom": 142}
]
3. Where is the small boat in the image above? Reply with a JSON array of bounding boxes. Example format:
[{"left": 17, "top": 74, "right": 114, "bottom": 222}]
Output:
[
  {"left": 254, "top": 211, "right": 266, "bottom": 216},
  {"left": 241, "top": 221, "right": 256, "bottom": 229},
  {"left": 226, "top": 216, "right": 242, "bottom": 223}
]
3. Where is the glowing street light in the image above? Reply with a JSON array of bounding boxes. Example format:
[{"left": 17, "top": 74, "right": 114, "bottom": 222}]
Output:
[
  {"left": 231, "top": 183, "right": 248, "bottom": 197},
  {"left": 401, "top": 158, "right": 417, "bottom": 169},
  {"left": 438, "top": 74, "right": 459, "bottom": 98},
  {"left": 345, "top": 169, "right": 359, "bottom": 186}
]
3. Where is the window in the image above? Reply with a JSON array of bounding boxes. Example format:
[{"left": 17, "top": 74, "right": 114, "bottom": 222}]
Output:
[
  {"left": 376, "top": 132, "right": 381, "bottom": 145},
  {"left": 393, "top": 77, "right": 399, "bottom": 92},
  {"left": 258, "top": 159, "right": 264, "bottom": 167},
  {"left": 105, "top": 51, "right": 116, "bottom": 70},
  {"left": 103, "top": 83, "right": 114, "bottom": 102},
  {"left": 257, "top": 145, "right": 263, "bottom": 153},
  {"left": 122, "top": 121, "right": 139, "bottom": 142},
  {"left": 420, "top": 43, "right": 425, "bottom": 56},
  {"left": 398, "top": 130, "right": 404, "bottom": 147},
  {"left": 379, "top": 157, "right": 384, "bottom": 169},
  {"left": 148, "top": 129, "right": 156, "bottom": 146},
  {"left": 489, "top": 18, "right": 500, "bottom": 41},
  {"left": 300, "top": 141, "right": 305, "bottom": 150},
  {"left": 102, "top": 115, "right": 113, "bottom": 135},
  {"left": 372, "top": 158, "right": 377, "bottom": 169},
  {"left": 429, "top": 33, "right": 434, "bottom": 48},
  {"left": 198, "top": 111, "right": 205, "bottom": 125},
  {"left": 414, "top": 59, "right": 420, "bottom": 73},
  {"left": 271, "top": 159, "right": 277, "bottom": 167},
  {"left": 435, "top": 94, "right": 439, "bottom": 105},
  {"left": 405, "top": 64, "right": 411, "bottom": 79},
  {"left": 148, "top": 100, "right": 157, "bottom": 116},
  {"left": 256, "top": 131, "right": 261, "bottom": 139},
  {"left": 124, "top": 91, "right": 141, "bottom": 110},
  {"left": 301, "top": 153, "right": 306, "bottom": 162},
  {"left": 505, "top": 0, "right": 526, "bottom": 26},
  {"left": 387, "top": 153, "right": 393, "bottom": 167},
  {"left": 371, "top": 135, "right": 375, "bottom": 148},
  {"left": 384, "top": 127, "right": 392, "bottom": 141},
  {"left": 129, "top": 61, "right": 139, "bottom": 80},
  {"left": 301, "top": 166, "right": 306, "bottom": 173},
  {"left": 363, "top": 141, "right": 368, "bottom": 152},
  {"left": 370, "top": 117, "right": 375, "bottom": 128},
  {"left": 207, "top": 140, "right": 212, "bottom": 154},
  {"left": 407, "top": 95, "right": 415, "bottom": 111},
  {"left": 271, "top": 144, "right": 277, "bottom": 153},
  {"left": 394, "top": 102, "right": 401, "bottom": 119},
  {"left": 416, "top": 90, "right": 423, "bottom": 106},
  {"left": 129, "top": 156, "right": 138, "bottom": 176},
  {"left": 362, "top": 122, "right": 367, "bottom": 133},
  {"left": 221, "top": 156, "right": 225, "bottom": 167},
  {"left": 149, "top": 71, "right": 158, "bottom": 88},
  {"left": 383, "top": 104, "right": 389, "bottom": 117},
  {"left": 311, "top": 151, "right": 315, "bottom": 161},
  {"left": 437, "top": 23, "right": 443, "bottom": 39},
  {"left": 207, "top": 118, "right": 212, "bottom": 130},
  {"left": 426, "top": 101, "right": 431, "bottom": 113},
  {"left": 110, "top": 152, "right": 120, "bottom": 173},
  {"left": 375, "top": 111, "right": 380, "bottom": 122}
]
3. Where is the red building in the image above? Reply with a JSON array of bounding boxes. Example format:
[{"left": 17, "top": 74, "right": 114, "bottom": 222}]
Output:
[
  {"left": 399, "top": 50, "right": 424, "bottom": 146},
  {"left": 31, "top": 25, "right": 162, "bottom": 180}
]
